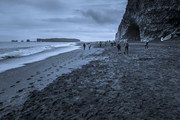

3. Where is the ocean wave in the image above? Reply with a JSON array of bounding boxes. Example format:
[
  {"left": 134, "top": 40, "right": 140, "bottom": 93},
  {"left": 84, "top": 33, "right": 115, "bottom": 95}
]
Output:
[{"left": 0, "top": 42, "right": 76, "bottom": 60}]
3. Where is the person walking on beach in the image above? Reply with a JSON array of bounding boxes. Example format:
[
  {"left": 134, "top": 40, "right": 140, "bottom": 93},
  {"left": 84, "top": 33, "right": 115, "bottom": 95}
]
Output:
[
  {"left": 145, "top": 41, "right": 149, "bottom": 49},
  {"left": 89, "top": 44, "right": 91, "bottom": 50},
  {"left": 117, "top": 43, "right": 121, "bottom": 53},
  {"left": 124, "top": 42, "right": 129, "bottom": 54},
  {"left": 111, "top": 42, "right": 114, "bottom": 47},
  {"left": 113, "top": 41, "right": 116, "bottom": 46},
  {"left": 104, "top": 42, "right": 107, "bottom": 46},
  {"left": 99, "top": 42, "right": 102, "bottom": 47},
  {"left": 83, "top": 43, "right": 86, "bottom": 50}
]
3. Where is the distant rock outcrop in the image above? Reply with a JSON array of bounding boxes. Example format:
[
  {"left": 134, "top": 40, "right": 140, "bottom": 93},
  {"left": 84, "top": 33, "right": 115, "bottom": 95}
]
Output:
[
  {"left": 116, "top": 0, "right": 179, "bottom": 41},
  {"left": 37, "top": 38, "right": 80, "bottom": 42}
]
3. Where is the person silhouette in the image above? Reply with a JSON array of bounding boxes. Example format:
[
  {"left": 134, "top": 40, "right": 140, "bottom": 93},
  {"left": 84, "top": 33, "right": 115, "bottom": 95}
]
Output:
[
  {"left": 99, "top": 42, "right": 102, "bottom": 47},
  {"left": 117, "top": 43, "right": 121, "bottom": 53},
  {"left": 83, "top": 43, "right": 86, "bottom": 50},
  {"left": 145, "top": 41, "right": 149, "bottom": 49},
  {"left": 124, "top": 42, "right": 129, "bottom": 54},
  {"left": 89, "top": 44, "right": 91, "bottom": 50}
]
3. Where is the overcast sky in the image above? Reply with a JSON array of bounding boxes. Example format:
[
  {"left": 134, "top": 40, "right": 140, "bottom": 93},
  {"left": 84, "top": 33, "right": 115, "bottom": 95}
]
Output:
[{"left": 0, "top": 0, "right": 127, "bottom": 42}]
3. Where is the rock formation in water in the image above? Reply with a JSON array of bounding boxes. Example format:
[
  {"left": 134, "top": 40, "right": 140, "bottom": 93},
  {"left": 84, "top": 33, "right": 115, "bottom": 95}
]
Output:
[
  {"left": 37, "top": 38, "right": 80, "bottom": 42},
  {"left": 116, "top": 0, "right": 180, "bottom": 41}
]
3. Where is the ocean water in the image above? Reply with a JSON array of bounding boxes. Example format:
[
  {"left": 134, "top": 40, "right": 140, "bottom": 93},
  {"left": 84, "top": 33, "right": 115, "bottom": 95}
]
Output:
[{"left": 0, "top": 42, "right": 80, "bottom": 73}]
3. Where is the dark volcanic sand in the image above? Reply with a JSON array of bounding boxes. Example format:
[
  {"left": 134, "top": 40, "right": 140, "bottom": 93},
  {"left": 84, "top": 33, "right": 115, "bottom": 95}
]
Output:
[{"left": 1, "top": 41, "right": 180, "bottom": 120}]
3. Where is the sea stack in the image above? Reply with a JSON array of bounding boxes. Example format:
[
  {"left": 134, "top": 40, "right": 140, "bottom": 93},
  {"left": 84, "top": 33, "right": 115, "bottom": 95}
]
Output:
[{"left": 116, "top": 0, "right": 179, "bottom": 41}]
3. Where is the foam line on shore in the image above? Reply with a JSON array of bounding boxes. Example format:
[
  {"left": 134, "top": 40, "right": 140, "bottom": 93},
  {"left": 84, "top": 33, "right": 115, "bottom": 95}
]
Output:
[{"left": 0, "top": 46, "right": 80, "bottom": 73}]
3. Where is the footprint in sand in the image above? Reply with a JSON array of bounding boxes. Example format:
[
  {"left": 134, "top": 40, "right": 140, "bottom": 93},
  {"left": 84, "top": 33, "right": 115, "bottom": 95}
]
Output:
[
  {"left": 37, "top": 79, "right": 42, "bottom": 82},
  {"left": 0, "top": 92, "right": 4, "bottom": 95},
  {"left": 56, "top": 69, "right": 59, "bottom": 72},
  {"left": 59, "top": 66, "right": 63, "bottom": 68},
  {"left": 40, "top": 76, "right": 43, "bottom": 78},
  {"left": 29, "top": 82, "right": 34, "bottom": 85},
  {"left": 27, "top": 78, "right": 31, "bottom": 80},
  {"left": 0, "top": 102, "right": 3, "bottom": 106},
  {"left": 48, "top": 67, "right": 52, "bottom": 70},
  {"left": 12, "top": 95, "right": 20, "bottom": 99},
  {"left": 47, "top": 74, "right": 51, "bottom": 76},
  {"left": 10, "top": 95, "right": 20, "bottom": 102},
  {"left": 52, "top": 64, "right": 57, "bottom": 67},
  {"left": 17, "top": 88, "right": 25, "bottom": 93},
  {"left": 0, "top": 107, "right": 5, "bottom": 112},
  {"left": 36, "top": 71, "right": 40, "bottom": 75},
  {"left": 51, "top": 72, "right": 54, "bottom": 74},
  {"left": 10, "top": 85, "right": 15, "bottom": 88},
  {"left": 16, "top": 81, "right": 21, "bottom": 83},
  {"left": 1, "top": 89, "right": 6, "bottom": 92},
  {"left": 28, "top": 85, "right": 35, "bottom": 88},
  {"left": 30, "top": 75, "right": 34, "bottom": 77}
]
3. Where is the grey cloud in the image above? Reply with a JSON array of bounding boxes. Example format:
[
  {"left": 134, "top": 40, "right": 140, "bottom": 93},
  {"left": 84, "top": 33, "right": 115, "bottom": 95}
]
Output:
[
  {"left": 81, "top": 9, "right": 121, "bottom": 24},
  {"left": 29, "top": 0, "right": 64, "bottom": 12},
  {"left": 0, "top": 0, "right": 64, "bottom": 13},
  {"left": 42, "top": 17, "right": 90, "bottom": 24}
]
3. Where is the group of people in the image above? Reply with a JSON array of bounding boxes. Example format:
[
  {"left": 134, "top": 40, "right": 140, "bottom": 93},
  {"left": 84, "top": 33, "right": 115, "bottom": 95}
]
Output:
[
  {"left": 83, "top": 43, "right": 91, "bottom": 50},
  {"left": 82, "top": 40, "right": 149, "bottom": 55},
  {"left": 116, "top": 41, "right": 149, "bottom": 54},
  {"left": 116, "top": 42, "right": 129, "bottom": 54},
  {"left": 98, "top": 40, "right": 129, "bottom": 54}
]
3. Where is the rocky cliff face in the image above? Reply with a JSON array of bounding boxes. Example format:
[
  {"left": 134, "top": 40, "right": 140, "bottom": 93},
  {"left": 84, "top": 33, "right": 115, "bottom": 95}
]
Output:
[{"left": 116, "top": 0, "right": 179, "bottom": 41}]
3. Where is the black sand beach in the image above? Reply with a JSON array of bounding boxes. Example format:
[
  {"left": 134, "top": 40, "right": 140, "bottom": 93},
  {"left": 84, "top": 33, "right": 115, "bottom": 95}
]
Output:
[
  {"left": 0, "top": 40, "right": 180, "bottom": 120},
  {"left": 0, "top": 46, "right": 104, "bottom": 117}
]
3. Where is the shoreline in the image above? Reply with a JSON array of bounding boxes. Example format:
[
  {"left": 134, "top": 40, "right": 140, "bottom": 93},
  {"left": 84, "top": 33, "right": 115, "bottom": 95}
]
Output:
[
  {"left": 0, "top": 43, "right": 80, "bottom": 73},
  {"left": 0, "top": 45, "right": 104, "bottom": 116}
]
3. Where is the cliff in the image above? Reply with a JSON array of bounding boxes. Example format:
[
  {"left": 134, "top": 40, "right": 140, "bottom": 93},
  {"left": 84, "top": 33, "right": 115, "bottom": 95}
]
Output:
[
  {"left": 116, "top": 0, "right": 180, "bottom": 41},
  {"left": 37, "top": 38, "right": 80, "bottom": 42}
]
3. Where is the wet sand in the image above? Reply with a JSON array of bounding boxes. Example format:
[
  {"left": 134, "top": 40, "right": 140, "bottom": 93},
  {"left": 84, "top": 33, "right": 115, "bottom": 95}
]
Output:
[{"left": 0, "top": 40, "right": 180, "bottom": 119}]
